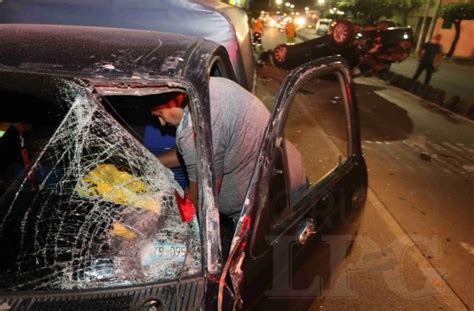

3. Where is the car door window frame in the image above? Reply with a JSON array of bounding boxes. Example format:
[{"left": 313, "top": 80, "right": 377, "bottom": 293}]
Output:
[
  {"left": 247, "top": 56, "right": 359, "bottom": 258},
  {"left": 216, "top": 57, "right": 361, "bottom": 308},
  {"left": 93, "top": 78, "right": 223, "bottom": 275}
]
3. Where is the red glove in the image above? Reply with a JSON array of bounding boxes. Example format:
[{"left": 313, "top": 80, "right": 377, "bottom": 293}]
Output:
[{"left": 175, "top": 190, "right": 196, "bottom": 223}]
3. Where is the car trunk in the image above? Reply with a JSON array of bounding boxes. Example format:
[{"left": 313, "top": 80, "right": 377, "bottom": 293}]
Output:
[
  {"left": 0, "top": 0, "right": 255, "bottom": 92},
  {"left": 0, "top": 72, "right": 206, "bottom": 310}
]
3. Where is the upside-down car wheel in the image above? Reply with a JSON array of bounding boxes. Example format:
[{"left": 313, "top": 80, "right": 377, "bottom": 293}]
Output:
[
  {"left": 331, "top": 20, "right": 354, "bottom": 47},
  {"left": 272, "top": 44, "right": 288, "bottom": 66}
]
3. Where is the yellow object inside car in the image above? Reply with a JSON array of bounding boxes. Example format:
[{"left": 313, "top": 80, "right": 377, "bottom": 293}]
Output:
[
  {"left": 75, "top": 164, "right": 160, "bottom": 240},
  {"left": 111, "top": 223, "right": 138, "bottom": 240}
]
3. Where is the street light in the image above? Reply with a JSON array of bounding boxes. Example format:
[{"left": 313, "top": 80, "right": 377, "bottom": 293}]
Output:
[
  {"left": 317, "top": 0, "right": 325, "bottom": 5},
  {"left": 275, "top": 0, "right": 283, "bottom": 5}
]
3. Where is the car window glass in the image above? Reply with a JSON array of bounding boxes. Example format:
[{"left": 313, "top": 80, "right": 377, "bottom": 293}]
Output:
[
  {"left": 284, "top": 73, "right": 348, "bottom": 198},
  {"left": 250, "top": 62, "right": 351, "bottom": 258},
  {"left": 210, "top": 60, "right": 226, "bottom": 78},
  {"left": 0, "top": 80, "right": 201, "bottom": 291}
]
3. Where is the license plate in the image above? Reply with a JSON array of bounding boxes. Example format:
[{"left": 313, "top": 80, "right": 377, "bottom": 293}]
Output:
[{"left": 140, "top": 240, "right": 186, "bottom": 266}]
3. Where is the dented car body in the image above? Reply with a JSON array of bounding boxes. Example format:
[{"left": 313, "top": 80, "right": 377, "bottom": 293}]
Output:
[
  {"left": 0, "top": 24, "right": 367, "bottom": 310},
  {"left": 266, "top": 20, "right": 413, "bottom": 76},
  {"left": 0, "top": 0, "right": 255, "bottom": 92}
]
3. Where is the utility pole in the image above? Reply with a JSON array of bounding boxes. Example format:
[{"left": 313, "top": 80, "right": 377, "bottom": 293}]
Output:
[
  {"left": 426, "top": 0, "right": 442, "bottom": 41},
  {"left": 415, "top": 0, "right": 431, "bottom": 54}
]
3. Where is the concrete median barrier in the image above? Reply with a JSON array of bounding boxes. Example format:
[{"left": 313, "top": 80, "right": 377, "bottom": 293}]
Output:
[
  {"left": 443, "top": 96, "right": 460, "bottom": 110},
  {"left": 453, "top": 100, "right": 474, "bottom": 119},
  {"left": 383, "top": 71, "right": 470, "bottom": 119},
  {"left": 399, "top": 77, "right": 413, "bottom": 91},
  {"left": 388, "top": 73, "right": 403, "bottom": 86},
  {"left": 380, "top": 70, "right": 394, "bottom": 81},
  {"left": 425, "top": 88, "right": 446, "bottom": 106},
  {"left": 415, "top": 84, "right": 432, "bottom": 99},
  {"left": 406, "top": 80, "right": 420, "bottom": 93}
]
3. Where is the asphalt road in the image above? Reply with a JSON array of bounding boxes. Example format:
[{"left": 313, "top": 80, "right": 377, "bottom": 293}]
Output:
[{"left": 255, "top": 26, "right": 474, "bottom": 310}]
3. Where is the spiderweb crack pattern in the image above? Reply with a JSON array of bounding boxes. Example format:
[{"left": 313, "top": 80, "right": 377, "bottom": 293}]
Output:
[{"left": 0, "top": 81, "right": 201, "bottom": 290}]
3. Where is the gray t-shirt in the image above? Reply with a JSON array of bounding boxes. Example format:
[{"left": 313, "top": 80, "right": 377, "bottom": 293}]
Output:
[{"left": 177, "top": 77, "right": 306, "bottom": 216}]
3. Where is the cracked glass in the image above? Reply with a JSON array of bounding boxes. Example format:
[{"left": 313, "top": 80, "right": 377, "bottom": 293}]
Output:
[{"left": 0, "top": 75, "right": 201, "bottom": 291}]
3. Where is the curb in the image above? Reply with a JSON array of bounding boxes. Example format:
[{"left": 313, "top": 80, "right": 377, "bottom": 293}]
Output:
[{"left": 383, "top": 72, "right": 474, "bottom": 121}]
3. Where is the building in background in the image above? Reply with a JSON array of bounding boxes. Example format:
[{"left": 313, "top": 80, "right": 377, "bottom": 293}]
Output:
[{"left": 404, "top": 0, "right": 473, "bottom": 58}]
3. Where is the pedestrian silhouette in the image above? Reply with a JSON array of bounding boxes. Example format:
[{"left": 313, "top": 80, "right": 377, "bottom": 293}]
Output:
[{"left": 412, "top": 34, "right": 443, "bottom": 85}]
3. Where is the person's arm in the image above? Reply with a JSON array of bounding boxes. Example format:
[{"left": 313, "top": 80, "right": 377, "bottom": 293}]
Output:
[
  {"left": 434, "top": 52, "right": 442, "bottom": 70},
  {"left": 216, "top": 175, "right": 223, "bottom": 194},
  {"left": 187, "top": 175, "right": 222, "bottom": 208},
  {"left": 435, "top": 46, "right": 443, "bottom": 63},
  {"left": 417, "top": 48, "right": 424, "bottom": 59},
  {"left": 417, "top": 42, "right": 426, "bottom": 59},
  {"left": 157, "top": 148, "right": 181, "bottom": 168},
  {"left": 188, "top": 181, "right": 198, "bottom": 208},
  {"left": 434, "top": 45, "right": 443, "bottom": 69}
]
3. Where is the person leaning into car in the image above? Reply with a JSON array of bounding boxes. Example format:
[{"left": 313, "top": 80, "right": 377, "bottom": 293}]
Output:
[{"left": 151, "top": 77, "right": 307, "bottom": 222}]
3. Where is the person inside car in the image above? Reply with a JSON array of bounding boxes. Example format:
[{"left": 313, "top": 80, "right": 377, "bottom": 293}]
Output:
[
  {"left": 0, "top": 121, "right": 58, "bottom": 196},
  {"left": 151, "top": 77, "right": 308, "bottom": 224},
  {"left": 0, "top": 123, "right": 34, "bottom": 194}
]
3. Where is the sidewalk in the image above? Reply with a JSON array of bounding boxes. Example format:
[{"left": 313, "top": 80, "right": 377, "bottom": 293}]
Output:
[
  {"left": 297, "top": 27, "right": 474, "bottom": 105},
  {"left": 390, "top": 55, "right": 474, "bottom": 103}
]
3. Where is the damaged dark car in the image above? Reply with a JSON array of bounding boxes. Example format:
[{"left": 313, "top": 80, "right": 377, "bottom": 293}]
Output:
[
  {"left": 0, "top": 24, "right": 367, "bottom": 310},
  {"left": 262, "top": 19, "right": 413, "bottom": 76}
]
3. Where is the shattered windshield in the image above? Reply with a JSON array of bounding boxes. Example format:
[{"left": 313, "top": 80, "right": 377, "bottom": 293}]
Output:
[{"left": 0, "top": 74, "right": 201, "bottom": 291}]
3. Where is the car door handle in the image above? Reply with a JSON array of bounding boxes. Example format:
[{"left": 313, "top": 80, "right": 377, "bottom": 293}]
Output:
[{"left": 296, "top": 218, "right": 317, "bottom": 245}]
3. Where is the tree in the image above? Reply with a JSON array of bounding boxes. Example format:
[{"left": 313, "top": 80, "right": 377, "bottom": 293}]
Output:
[
  {"left": 393, "top": 0, "right": 425, "bottom": 26},
  {"left": 439, "top": 3, "right": 474, "bottom": 58},
  {"left": 337, "top": 0, "right": 396, "bottom": 25}
]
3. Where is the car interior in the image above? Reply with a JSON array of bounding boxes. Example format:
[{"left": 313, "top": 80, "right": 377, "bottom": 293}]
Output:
[
  {"left": 101, "top": 92, "right": 189, "bottom": 189},
  {"left": 0, "top": 92, "right": 62, "bottom": 199},
  {"left": 101, "top": 91, "right": 237, "bottom": 258}
]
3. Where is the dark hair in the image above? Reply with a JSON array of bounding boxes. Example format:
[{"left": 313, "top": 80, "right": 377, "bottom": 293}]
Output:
[{"left": 150, "top": 91, "right": 188, "bottom": 111}]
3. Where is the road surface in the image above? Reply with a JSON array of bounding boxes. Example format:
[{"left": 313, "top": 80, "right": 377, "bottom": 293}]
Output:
[{"left": 255, "top": 26, "right": 474, "bottom": 310}]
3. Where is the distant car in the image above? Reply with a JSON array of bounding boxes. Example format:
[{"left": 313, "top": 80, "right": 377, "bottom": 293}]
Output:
[
  {"left": 0, "top": 24, "right": 367, "bottom": 309},
  {"left": 276, "top": 16, "right": 291, "bottom": 32},
  {"left": 305, "top": 11, "right": 319, "bottom": 29},
  {"left": 294, "top": 15, "right": 308, "bottom": 29},
  {"left": 315, "top": 18, "right": 333, "bottom": 35},
  {"left": 264, "top": 20, "right": 414, "bottom": 75}
]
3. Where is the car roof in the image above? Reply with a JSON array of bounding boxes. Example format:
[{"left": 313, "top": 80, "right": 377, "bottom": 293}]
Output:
[
  {"left": 0, "top": 23, "right": 218, "bottom": 79},
  {"left": 0, "top": 0, "right": 255, "bottom": 91}
]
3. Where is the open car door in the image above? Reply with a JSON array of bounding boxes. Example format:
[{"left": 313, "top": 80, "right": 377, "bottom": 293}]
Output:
[{"left": 218, "top": 56, "right": 367, "bottom": 310}]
